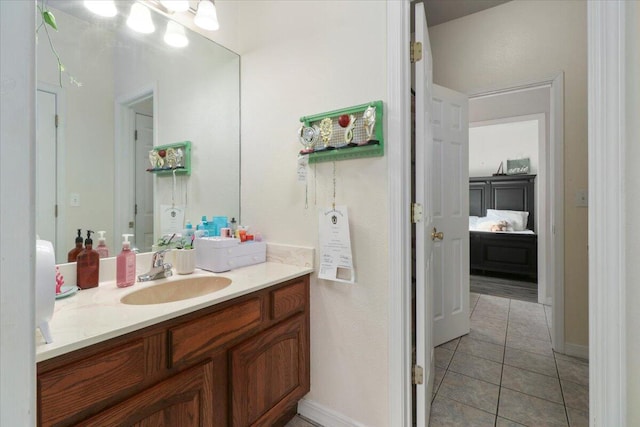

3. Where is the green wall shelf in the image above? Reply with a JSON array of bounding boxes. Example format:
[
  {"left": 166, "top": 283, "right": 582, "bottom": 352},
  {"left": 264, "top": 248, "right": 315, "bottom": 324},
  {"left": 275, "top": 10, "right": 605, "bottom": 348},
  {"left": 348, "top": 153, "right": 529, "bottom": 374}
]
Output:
[
  {"left": 299, "top": 100, "right": 384, "bottom": 164},
  {"left": 146, "top": 141, "right": 191, "bottom": 175}
]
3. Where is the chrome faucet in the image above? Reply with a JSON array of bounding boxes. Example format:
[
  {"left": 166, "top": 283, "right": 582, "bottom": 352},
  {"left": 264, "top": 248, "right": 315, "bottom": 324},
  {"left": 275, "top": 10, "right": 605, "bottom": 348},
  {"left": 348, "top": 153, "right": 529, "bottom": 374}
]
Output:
[{"left": 138, "top": 249, "right": 173, "bottom": 282}]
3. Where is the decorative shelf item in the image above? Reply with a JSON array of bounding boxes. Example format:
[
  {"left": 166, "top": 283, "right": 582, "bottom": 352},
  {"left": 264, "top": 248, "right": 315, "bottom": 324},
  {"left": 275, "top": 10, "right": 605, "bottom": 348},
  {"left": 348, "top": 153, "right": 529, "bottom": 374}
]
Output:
[
  {"left": 298, "top": 100, "right": 384, "bottom": 164},
  {"left": 147, "top": 141, "right": 191, "bottom": 175}
]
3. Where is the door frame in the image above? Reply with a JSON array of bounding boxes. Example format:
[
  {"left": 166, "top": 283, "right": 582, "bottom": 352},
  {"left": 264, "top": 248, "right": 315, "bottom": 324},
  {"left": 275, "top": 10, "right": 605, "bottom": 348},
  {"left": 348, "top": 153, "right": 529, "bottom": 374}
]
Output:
[
  {"left": 386, "top": 0, "right": 412, "bottom": 425},
  {"left": 114, "top": 84, "right": 158, "bottom": 246},
  {"left": 467, "top": 75, "right": 566, "bottom": 356},
  {"left": 36, "top": 83, "right": 67, "bottom": 262}
]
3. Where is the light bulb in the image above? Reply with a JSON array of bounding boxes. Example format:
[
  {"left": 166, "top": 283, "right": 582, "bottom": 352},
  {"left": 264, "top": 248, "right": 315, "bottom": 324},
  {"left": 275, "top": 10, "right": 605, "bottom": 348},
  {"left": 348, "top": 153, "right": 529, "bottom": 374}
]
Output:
[
  {"left": 160, "top": 1, "right": 190, "bottom": 13},
  {"left": 194, "top": 0, "right": 219, "bottom": 31},
  {"left": 127, "top": 3, "right": 155, "bottom": 34},
  {"left": 164, "top": 21, "right": 189, "bottom": 48},
  {"left": 84, "top": 0, "right": 117, "bottom": 17}
]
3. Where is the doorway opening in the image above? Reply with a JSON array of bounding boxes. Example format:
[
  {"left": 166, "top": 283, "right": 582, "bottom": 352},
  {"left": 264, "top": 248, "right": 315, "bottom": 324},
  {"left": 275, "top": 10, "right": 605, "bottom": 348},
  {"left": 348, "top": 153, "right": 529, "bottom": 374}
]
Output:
[{"left": 115, "top": 87, "right": 157, "bottom": 253}]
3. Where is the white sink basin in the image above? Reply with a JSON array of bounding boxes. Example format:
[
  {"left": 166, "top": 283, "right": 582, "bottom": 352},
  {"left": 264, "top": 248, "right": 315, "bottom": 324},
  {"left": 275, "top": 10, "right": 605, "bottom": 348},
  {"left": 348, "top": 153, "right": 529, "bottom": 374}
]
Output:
[{"left": 120, "top": 276, "right": 232, "bottom": 305}]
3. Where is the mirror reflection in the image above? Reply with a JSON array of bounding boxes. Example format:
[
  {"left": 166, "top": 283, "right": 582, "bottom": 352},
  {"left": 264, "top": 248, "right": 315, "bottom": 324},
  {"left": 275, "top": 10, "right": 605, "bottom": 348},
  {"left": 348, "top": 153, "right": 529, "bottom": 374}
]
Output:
[{"left": 36, "top": 0, "right": 240, "bottom": 263}]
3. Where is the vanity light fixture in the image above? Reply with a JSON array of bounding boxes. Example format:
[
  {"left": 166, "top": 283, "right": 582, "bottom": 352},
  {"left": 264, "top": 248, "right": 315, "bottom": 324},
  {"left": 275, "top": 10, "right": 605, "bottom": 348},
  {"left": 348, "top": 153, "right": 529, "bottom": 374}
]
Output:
[
  {"left": 164, "top": 21, "right": 189, "bottom": 48},
  {"left": 83, "top": 0, "right": 117, "bottom": 17},
  {"left": 127, "top": 3, "right": 156, "bottom": 34},
  {"left": 159, "top": 0, "right": 190, "bottom": 13},
  {"left": 193, "top": 0, "right": 219, "bottom": 31}
]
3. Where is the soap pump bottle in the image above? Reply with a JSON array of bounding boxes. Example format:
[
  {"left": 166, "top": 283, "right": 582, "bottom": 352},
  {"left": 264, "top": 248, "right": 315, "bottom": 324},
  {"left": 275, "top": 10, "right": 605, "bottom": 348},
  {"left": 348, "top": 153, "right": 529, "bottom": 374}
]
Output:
[
  {"left": 116, "top": 234, "right": 136, "bottom": 288},
  {"left": 95, "top": 230, "right": 109, "bottom": 258},
  {"left": 67, "top": 229, "right": 84, "bottom": 262},
  {"left": 76, "top": 230, "right": 100, "bottom": 289}
]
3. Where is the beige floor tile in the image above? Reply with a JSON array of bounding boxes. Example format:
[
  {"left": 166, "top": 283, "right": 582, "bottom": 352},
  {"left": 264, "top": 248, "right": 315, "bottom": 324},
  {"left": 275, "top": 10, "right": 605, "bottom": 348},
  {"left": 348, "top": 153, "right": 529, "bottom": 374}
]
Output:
[
  {"left": 457, "top": 335, "right": 505, "bottom": 363},
  {"left": 498, "top": 388, "right": 568, "bottom": 426},
  {"left": 469, "top": 324, "right": 507, "bottom": 346},
  {"left": 439, "top": 337, "right": 460, "bottom": 351},
  {"left": 561, "top": 380, "right": 588, "bottom": 412},
  {"left": 438, "top": 371, "right": 500, "bottom": 414},
  {"left": 435, "top": 346, "right": 454, "bottom": 369},
  {"left": 556, "top": 358, "right": 589, "bottom": 386},
  {"left": 507, "top": 309, "right": 548, "bottom": 326},
  {"left": 506, "top": 333, "right": 554, "bottom": 357},
  {"left": 496, "top": 417, "right": 526, "bottom": 427},
  {"left": 501, "top": 365, "right": 563, "bottom": 404},
  {"left": 434, "top": 366, "right": 446, "bottom": 394},
  {"left": 566, "top": 407, "right": 589, "bottom": 427},
  {"left": 429, "top": 395, "right": 496, "bottom": 427},
  {"left": 503, "top": 347, "right": 558, "bottom": 378},
  {"left": 507, "top": 318, "right": 551, "bottom": 342},
  {"left": 449, "top": 351, "right": 503, "bottom": 385},
  {"left": 285, "top": 415, "right": 321, "bottom": 427}
]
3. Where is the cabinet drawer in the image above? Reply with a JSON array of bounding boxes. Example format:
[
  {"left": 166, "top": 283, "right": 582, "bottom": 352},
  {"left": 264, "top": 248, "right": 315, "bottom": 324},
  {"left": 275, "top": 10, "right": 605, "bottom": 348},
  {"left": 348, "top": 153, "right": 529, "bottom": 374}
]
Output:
[
  {"left": 169, "top": 297, "right": 263, "bottom": 367},
  {"left": 270, "top": 279, "right": 307, "bottom": 322},
  {"left": 39, "top": 340, "right": 146, "bottom": 426}
]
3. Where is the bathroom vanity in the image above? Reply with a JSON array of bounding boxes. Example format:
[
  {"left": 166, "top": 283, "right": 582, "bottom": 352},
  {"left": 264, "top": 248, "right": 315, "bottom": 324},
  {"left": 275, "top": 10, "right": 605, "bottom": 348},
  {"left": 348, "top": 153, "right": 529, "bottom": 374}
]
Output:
[{"left": 36, "top": 263, "right": 311, "bottom": 426}]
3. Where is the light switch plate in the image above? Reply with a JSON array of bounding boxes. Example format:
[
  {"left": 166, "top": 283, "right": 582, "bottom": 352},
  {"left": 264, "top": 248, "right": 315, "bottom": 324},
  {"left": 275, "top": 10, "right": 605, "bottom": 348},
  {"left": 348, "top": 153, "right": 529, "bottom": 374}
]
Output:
[
  {"left": 70, "top": 193, "right": 80, "bottom": 207},
  {"left": 575, "top": 189, "right": 588, "bottom": 207}
]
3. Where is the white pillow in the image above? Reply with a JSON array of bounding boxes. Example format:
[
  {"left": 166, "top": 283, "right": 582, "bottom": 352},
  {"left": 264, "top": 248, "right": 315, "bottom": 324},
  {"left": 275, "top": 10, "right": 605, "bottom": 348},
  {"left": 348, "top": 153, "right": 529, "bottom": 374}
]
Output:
[{"left": 486, "top": 209, "right": 529, "bottom": 231}]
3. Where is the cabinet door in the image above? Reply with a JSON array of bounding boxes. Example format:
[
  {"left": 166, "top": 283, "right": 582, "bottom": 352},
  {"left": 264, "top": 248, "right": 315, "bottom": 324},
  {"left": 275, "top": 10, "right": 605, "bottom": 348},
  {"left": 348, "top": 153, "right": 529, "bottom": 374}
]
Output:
[
  {"left": 230, "top": 314, "right": 309, "bottom": 427},
  {"left": 77, "top": 361, "right": 214, "bottom": 427}
]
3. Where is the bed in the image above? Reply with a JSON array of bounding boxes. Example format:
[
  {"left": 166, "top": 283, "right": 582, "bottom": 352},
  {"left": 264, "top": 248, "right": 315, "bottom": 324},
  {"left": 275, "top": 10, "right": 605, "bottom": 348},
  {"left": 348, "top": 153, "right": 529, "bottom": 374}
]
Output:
[{"left": 469, "top": 174, "right": 537, "bottom": 281}]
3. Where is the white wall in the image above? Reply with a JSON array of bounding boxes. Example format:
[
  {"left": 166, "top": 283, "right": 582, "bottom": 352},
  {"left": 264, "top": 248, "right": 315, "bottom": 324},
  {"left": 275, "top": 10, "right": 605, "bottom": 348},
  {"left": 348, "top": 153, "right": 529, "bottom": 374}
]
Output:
[
  {"left": 469, "top": 120, "right": 539, "bottom": 177},
  {"left": 625, "top": 1, "right": 640, "bottom": 423},
  {"left": 429, "top": 0, "right": 589, "bottom": 347},
  {"left": 0, "top": 1, "right": 35, "bottom": 425},
  {"left": 37, "top": 9, "right": 115, "bottom": 258},
  {"left": 237, "top": 1, "right": 389, "bottom": 425}
]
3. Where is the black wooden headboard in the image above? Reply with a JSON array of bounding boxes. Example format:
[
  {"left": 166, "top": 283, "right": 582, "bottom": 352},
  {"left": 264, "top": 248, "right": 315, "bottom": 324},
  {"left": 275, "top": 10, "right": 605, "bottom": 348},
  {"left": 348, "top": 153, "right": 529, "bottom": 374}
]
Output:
[{"left": 469, "top": 174, "right": 536, "bottom": 231}]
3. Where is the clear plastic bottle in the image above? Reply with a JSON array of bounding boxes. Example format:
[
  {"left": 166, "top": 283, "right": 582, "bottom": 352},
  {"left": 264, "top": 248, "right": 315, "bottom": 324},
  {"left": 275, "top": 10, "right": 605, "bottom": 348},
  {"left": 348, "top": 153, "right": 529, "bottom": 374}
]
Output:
[
  {"left": 116, "top": 234, "right": 136, "bottom": 288},
  {"left": 95, "top": 230, "right": 109, "bottom": 258}
]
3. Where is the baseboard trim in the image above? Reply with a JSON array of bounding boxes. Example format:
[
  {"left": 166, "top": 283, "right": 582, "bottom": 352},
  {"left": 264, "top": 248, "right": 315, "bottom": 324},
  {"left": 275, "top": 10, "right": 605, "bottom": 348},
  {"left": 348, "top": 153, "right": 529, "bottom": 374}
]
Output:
[
  {"left": 297, "top": 398, "right": 366, "bottom": 427},
  {"left": 563, "top": 342, "right": 589, "bottom": 360}
]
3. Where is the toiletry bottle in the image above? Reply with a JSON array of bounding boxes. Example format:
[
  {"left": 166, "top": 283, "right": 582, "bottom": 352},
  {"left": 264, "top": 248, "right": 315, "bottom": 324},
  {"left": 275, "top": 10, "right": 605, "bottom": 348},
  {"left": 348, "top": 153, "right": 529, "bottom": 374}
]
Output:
[
  {"left": 230, "top": 218, "right": 237, "bottom": 235},
  {"left": 67, "top": 229, "right": 84, "bottom": 262},
  {"left": 95, "top": 230, "right": 109, "bottom": 258},
  {"left": 116, "top": 234, "right": 136, "bottom": 288},
  {"left": 76, "top": 230, "right": 100, "bottom": 289},
  {"left": 197, "top": 216, "right": 209, "bottom": 236}
]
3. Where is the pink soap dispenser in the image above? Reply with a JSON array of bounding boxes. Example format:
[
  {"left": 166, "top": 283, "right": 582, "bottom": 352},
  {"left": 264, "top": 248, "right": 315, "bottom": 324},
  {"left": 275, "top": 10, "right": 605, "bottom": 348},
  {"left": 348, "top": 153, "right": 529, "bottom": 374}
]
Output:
[{"left": 116, "top": 234, "right": 136, "bottom": 288}]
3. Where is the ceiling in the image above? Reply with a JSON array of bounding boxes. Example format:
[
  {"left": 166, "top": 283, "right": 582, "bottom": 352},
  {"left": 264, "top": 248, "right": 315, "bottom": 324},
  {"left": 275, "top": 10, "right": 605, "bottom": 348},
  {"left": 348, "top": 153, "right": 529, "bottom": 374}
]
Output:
[{"left": 423, "top": 0, "right": 511, "bottom": 27}]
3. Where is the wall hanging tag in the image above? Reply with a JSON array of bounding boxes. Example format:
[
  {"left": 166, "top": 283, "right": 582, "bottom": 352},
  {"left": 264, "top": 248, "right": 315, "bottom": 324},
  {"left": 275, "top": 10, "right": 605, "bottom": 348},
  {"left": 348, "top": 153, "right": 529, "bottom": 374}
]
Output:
[
  {"left": 160, "top": 204, "right": 185, "bottom": 236},
  {"left": 318, "top": 205, "right": 355, "bottom": 284}
]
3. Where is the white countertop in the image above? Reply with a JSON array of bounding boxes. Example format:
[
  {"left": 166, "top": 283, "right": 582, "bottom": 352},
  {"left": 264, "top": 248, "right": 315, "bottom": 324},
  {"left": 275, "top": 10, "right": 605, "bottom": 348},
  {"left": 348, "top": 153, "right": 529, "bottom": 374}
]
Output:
[{"left": 36, "top": 262, "right": 313, "bottom": 363}]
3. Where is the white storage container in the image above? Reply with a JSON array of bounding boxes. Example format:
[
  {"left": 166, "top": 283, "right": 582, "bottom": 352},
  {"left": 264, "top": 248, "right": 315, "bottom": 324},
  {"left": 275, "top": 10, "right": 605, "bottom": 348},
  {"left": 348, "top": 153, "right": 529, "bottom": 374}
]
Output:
[{"left": 194, "top": 237, "right": 266, "bottom": 273}]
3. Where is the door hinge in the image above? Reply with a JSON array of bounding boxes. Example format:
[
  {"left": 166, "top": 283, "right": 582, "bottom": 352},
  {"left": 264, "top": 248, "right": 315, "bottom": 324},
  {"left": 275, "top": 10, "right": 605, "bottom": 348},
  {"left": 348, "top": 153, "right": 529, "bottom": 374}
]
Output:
[
  {"left": 412, "top": 203, "right": 423, "bottom": 223},
  {"left": 410, "top": 41, "right": 423, "bottom": 63},
  {"left": 128, "top": 221, "right": 134, "bottom": 229},
  {"left": 134, "top": 130, "right": 138, "bottom": 141},
  {"left": 412, "top": 365, "right": 424, "bottom": 385},
  {"left": 55, "top": 204, "right": 58, "bottom": 218},
  {"left": 54, "top": 114, "right": 59, "bottom": 128},
  {"left": 135, "top": 204, "right": 138, "bottom": 215}
]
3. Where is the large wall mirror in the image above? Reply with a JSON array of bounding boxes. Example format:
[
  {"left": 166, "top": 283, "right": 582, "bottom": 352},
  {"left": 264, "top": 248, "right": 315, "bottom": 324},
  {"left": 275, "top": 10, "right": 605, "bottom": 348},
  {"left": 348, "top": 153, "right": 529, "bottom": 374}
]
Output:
[{"left": 37, "top": 0, "right": 240, "bottom": 263}]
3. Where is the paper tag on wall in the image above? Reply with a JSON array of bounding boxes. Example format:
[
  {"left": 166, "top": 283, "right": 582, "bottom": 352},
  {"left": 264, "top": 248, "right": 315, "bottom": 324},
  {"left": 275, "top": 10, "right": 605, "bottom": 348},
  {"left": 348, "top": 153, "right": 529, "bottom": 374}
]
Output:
[
  {"left": 297, "top": 155, "right": 308, "bottom": 183},
  {"left": 318, "top": 205, "right": 355, "bottom": 284},
  {"left": 160, "top": 204, "right": 185, "bottom": 236}
]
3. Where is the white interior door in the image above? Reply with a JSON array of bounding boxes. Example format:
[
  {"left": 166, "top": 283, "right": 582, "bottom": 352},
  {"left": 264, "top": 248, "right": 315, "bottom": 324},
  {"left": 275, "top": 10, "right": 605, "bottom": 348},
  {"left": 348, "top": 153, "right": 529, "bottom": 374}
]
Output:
[
  {"left": 414, "top": 3, "right": 435, "bottom": 426},
  {"left": 432, "top": 85, "right": 470, "bottom": 346},
  {"left": 134, "top": 113, "right": 154, "bottom": 252},
  {"left": 36, "top": 90, "right": 57, "bottom": 250}
]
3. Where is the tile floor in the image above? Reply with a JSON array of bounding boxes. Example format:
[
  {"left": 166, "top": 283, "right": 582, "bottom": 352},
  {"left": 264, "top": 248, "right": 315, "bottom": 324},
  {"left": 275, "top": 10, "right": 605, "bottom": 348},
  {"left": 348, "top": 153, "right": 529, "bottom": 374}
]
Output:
[
  {"left": 430, "top": 293, "right": 589, "bottom": 427},
  {"left": 286, "top": 293, "right": 589, "bottom": 427}
]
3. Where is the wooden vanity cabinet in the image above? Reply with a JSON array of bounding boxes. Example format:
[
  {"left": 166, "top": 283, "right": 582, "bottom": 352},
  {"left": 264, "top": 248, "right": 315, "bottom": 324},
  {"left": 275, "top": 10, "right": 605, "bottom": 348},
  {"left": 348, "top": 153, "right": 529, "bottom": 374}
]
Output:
[{"left": 37, "top": 274, "right": 310, "bottom": 427}]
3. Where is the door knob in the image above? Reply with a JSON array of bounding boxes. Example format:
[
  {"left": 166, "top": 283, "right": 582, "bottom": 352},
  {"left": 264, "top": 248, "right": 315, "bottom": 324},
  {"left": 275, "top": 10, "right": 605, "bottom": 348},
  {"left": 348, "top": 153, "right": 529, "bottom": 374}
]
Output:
[{"left": 431, "top": 227, "right": 444, "bottom": 241}]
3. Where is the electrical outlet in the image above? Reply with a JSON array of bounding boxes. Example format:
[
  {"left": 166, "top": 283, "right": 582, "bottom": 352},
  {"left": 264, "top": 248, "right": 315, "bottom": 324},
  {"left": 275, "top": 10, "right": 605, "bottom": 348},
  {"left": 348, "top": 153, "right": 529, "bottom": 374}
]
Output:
[
  {"left": 575, "top": 189, "right": 588, "bottom": 207},
  {"left": 70, "top": 193, "right": 80, "bottom": 207}
]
